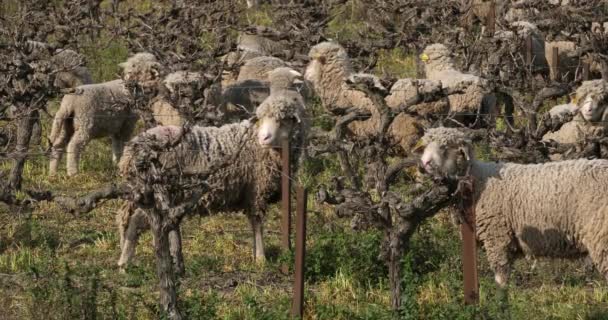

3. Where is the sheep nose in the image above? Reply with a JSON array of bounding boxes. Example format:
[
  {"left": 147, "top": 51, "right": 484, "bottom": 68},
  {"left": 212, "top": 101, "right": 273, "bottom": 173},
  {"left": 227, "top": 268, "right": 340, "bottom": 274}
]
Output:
[
  {"left": 419, "top": 160, "right": 429, "bottom": 173},
  {"left": 260, "top": 133, "right": 272, "bottom": 144}
]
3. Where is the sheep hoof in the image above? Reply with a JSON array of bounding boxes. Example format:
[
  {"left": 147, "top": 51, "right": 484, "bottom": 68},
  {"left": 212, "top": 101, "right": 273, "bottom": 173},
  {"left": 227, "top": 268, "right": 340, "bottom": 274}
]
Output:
[{"left": 254, "top": 256, "right": 266, "bottom": 267}]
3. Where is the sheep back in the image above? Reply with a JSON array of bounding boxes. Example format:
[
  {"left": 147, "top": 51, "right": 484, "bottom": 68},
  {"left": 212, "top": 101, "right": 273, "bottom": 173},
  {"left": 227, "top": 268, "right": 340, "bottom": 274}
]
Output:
[
  {"left": 59, "top": 80, "right": 134, "bottom": 139},
  {"left": 237, "top": 56, "right": 287, "bottom": 82}
]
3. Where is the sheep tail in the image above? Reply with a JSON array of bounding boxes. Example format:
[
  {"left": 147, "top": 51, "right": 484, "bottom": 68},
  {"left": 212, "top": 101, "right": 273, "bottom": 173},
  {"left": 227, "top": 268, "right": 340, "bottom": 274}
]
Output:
[{"left": 48, "top": 98, "right": 73, "bottom": 144}]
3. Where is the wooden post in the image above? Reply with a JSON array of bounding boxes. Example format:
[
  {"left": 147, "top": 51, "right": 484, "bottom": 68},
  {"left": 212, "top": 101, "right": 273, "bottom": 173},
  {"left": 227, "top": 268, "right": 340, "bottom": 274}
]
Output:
[
  {"left": 525, "top": 35, "right": 533, "bottom": 67},
  {"left": 582, "top": 61, "right": 590, "bottom": 81},
  {"left": 486, "top": 0, "right": 496, "bottom": 36},
  {"left": 291, "top": 186, "right": 307, "bottom": 318},
  {"left": 551, "top": 46, "right": 560, "bottom": 81},
  {"left": 461, "top": 185, "right": 479, "bottom": 305},
  {"left": 281, "top": 137, "right": 291, "bottom": 274}
]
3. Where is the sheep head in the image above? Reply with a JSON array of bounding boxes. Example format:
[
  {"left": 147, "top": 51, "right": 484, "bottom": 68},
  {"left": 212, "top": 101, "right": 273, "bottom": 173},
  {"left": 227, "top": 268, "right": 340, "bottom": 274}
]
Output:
[
  {"left": 420, "top": 43, "right": 455, "bottom": 74},
  {"left": 268, "top": 67, "right": 303, "bottom": 91},
  {"left": 255, "top": 95, "right": 306, "bottom": 148},
  {"left": 416, "top": 127, "right": 474, "bottom": 179},
  {"left": 304, "top": 41, "right": 351, "bottom": 85},
  {"left": 575, "top": 80, "right": 608, "bottom": 122},
  {"left": 119, "top": 52, "right": 163, "bottom": 87}
]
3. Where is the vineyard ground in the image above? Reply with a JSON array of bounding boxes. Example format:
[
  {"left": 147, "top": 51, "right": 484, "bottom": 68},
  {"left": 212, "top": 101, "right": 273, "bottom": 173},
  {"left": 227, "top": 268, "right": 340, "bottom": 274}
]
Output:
[{"left": 0, "top": 110, "right": 607, "bottom": 319}]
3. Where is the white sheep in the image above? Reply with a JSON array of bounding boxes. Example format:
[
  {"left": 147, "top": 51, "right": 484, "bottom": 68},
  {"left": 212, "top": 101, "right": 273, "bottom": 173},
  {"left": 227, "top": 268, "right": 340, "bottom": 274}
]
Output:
[
  {"left": 542, "top": 80, "right": 608, "bottom": 144},
  {"left": 304, "top": 41, "right": 425, "bottom": 153},
  {"left": 420, "top": 43, "right": 499, "bottom": 126},
  {"left": 237, "top": 56, "right": 288, "bottom": 82},
  {"left": 49, "top": 52, "right": 162, "bottom": 176},
  {"left": 418, "top": 127, "right": 608, "bottom": 287},
  {"left": 548, "top": 102, "right": 578, "bottom": 120},
  {"left": 116, "top": 67, "right": 307, "bottom": 269}
]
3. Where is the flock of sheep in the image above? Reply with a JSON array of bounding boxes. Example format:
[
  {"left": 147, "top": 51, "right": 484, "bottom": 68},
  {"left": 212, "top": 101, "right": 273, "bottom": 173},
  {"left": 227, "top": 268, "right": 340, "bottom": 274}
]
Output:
[{"left": 36, "top": 1, "right": 608, "bottom": 308}]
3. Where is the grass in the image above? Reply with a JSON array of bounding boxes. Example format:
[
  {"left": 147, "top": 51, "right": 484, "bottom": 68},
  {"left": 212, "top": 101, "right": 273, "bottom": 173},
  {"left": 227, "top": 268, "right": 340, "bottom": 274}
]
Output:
[
  {"left": 2, "top": 82, "right": 608, "bottom": 320},
  {"left": 2, "top": 3, "right": 608, "bottom": 318},
  {"left": 2, "top": 142, "right": 607, "bottom": 319}
]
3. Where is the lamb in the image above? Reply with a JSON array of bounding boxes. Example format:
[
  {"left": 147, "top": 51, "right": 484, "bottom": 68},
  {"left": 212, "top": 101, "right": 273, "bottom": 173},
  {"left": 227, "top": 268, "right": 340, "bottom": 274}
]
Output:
[
  {"left": 116, "top": 67, "right": 308, "bottom": 269},
  {"left": 542, "top": 79, "right": 608, "bottom": 144},
  {"left": 304, "top": 41, "right": 425, "bottom": 154},
  {"left": 49, "top": 52, "right": 162, "bottom": 176},
  {"left": 418, "top": 126, "right": 608, "bottom": 287},
  {"left": 420, "top": 43, "right": 500, "bottom": 127}
]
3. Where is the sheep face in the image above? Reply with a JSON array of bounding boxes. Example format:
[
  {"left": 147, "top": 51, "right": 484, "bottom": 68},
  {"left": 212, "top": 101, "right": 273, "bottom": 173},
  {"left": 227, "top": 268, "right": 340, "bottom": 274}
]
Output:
[
  {"left": 304, "top": 59, "right": 321, "bottom": 84},
  {"left": 305, "top": 42, "right": 349, "bottom": 85},
  {"left": 579, "top": 94, "right": 606, "bottom": 122},
  {"left": 257, "top": 117, "right": 294, "bottom": 148},
  {"left": 119, "top": 52, "right": 162, "bottom": 87},
  {"left": 418, "top": 141, "right": 470, "bottom": 178},
  {"left": 417, "top": 128, "right": 473, "bottom": 179},
  {"left": 420, "top": 43, "right": 454, "bottom": 72}
]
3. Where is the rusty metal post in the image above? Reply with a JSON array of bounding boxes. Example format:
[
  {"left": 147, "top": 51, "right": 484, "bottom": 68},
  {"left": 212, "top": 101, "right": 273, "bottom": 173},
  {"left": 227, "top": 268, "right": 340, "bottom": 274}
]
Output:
[
  {"left": 551, "top": 46, "right": 560, "bottom": 81},
  {"left": 461, "top": 185, "right": 479, "bottom": 305},
  {"left": 525, "top": 35, "right": 533, "bottom": 67},
  {"left": 281, "top": 137, "right": 291, "bottom": 274},
  {"left": 582, "top": 61, "right": 590, "bottom": 81},
  {"left": 291, "top": 186, "right": 307, "bottom": 318},
  {"left": 486, "top": 0, "right": 496, "bottom": 36}
]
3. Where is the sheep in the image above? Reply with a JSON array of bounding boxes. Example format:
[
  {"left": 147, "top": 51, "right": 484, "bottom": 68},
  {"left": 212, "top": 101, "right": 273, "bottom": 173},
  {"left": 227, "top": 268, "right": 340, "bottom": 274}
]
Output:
[
  {"left": 237, "top": 56, "right": 288, "bottom": 82},
  {"left": 152, "top": 67, "right": 303, "bottom": 126},
  {"left": 116, "top": 67, "right": 308, "bottom": 269},
  {"left": 304, "top": 41, "right": 425, "bottom": 154},
  {"left": 221, "top": 34, "right": 288, "bottom": 86},
  {"left": 548, "top": 102, "right": 578, "bottom": 120},
  {"left": 420, "top": 43, "right": 500, "bottom": 127},
  {"left": 417, "top": 126, "right": 608, "bottom": 287},
  {"left": 49, "top": 52, "right": 162, "bottom": 176},
  {"left": 542, "top": 79, "right": 608, "bottom": 144},
  {"left": 237, "top": 33, "right": 287, "bottom": 57}
]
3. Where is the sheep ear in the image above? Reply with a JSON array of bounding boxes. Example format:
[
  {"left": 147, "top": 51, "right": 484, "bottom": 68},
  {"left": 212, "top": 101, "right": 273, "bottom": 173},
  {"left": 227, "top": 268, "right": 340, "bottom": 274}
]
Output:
[
  {"left": 412, "top": 140, "right": 425, "bottom": 154},
  {"left": 118, "top": 62, "right": 127, "bottom": 69},
  {"left": 458, "top": 144, "right": 472, "bottom": 162},
  {"left": 289, "top": 70, "right": 302, "bottom": 77}
]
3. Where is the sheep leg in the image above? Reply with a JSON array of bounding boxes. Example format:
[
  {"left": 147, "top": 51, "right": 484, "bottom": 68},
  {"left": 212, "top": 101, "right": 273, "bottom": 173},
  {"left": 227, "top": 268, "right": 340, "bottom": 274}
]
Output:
[
  {"left": 150, "top": 210, "right": 182, "bottom": 320},
  {"left": 248, "top": 215, "right": 265, "bottom": 262},
  {"left": 49, "top": 127, "right": 72, "bottom": 176},
  {"left": 117, "top": 208, "right": 149, "bottom": 270},
  {"left": 66, "top": 131, "right": 89, "bottom": 176},
  {"left": 169, "top": 227, "right": 185, "bottom": 276},
  {"left": 111, "top": 137, "right": 124, "bottom": 163},
  {"left": 485, "top": 240, "right": 512, "bottom": 315}
]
